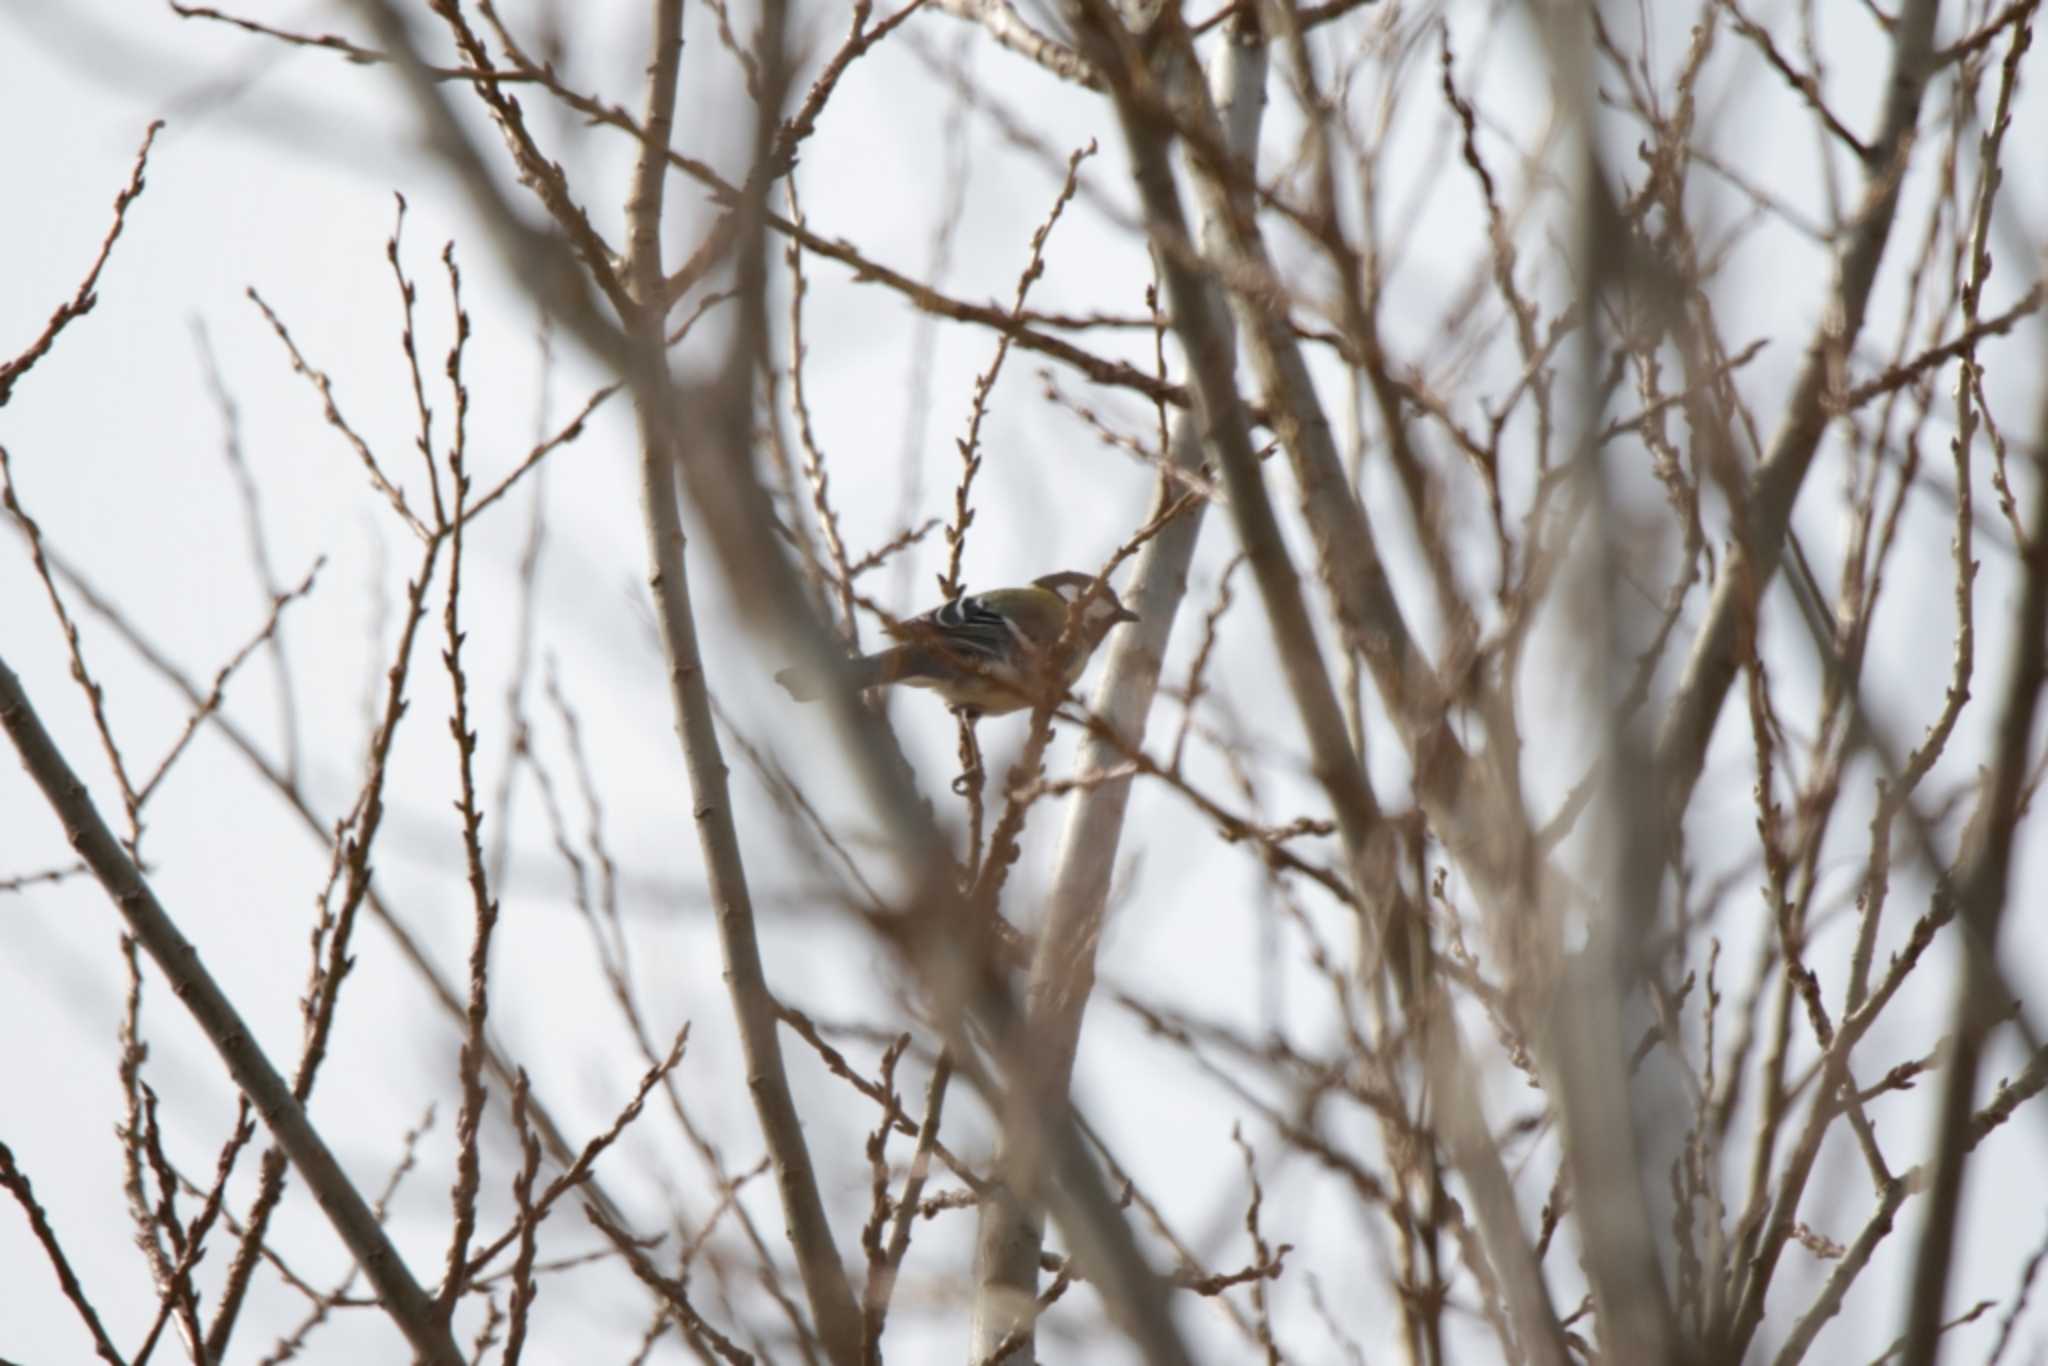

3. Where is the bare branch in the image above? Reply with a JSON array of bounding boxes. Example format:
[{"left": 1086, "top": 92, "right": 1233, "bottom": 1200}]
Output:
[{"left": 0, "top": 653, "right": 463, "bottom": 1366}]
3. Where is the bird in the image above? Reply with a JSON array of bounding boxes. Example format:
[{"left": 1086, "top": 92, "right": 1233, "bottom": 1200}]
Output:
[{"left": 775, "top": 571, "right": 1139, "bottom": 716}]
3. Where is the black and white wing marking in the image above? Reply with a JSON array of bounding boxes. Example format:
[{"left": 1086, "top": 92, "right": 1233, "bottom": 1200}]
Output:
[{"left": 909, "top": 593, "right": 1026, "bottom": 667}]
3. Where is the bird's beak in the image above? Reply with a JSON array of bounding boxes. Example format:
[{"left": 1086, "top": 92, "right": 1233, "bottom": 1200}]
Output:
[{"left": 1115, "top": 606, "right": 1140, "bottom": 625}]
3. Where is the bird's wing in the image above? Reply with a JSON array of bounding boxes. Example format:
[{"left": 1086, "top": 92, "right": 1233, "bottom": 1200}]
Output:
[
  {"left": 972, "top": 587, "right": 1070, "bottom": 645},
  {"left": 891, "top": 591, "right": 1031, "bottom": 665}
]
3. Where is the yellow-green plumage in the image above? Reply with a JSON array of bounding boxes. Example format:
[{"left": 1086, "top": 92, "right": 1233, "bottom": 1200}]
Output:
[{"left": 775, "top": 571, "right": 1137, "bottom": 716}]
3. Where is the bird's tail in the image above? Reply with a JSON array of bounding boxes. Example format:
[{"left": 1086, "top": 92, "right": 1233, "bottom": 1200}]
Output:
[{"left": 774, "top": 646, "right": 931, "bottom": 702}]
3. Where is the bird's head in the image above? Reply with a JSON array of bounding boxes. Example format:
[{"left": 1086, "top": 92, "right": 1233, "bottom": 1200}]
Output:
[{"left": 1034, "top": 571, "right": 1140, "bottom": 634}]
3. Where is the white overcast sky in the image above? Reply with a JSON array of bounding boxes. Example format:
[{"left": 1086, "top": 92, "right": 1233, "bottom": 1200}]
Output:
[{"left": 4, "top": 1, "right": 2047, "bottom": 1362}]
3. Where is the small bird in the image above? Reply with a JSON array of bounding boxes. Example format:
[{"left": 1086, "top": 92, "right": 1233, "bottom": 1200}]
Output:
[{"left": 776, "top": 571, "right": 1139, "bottom": 716}]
